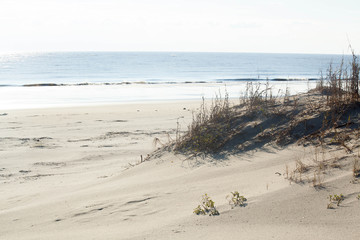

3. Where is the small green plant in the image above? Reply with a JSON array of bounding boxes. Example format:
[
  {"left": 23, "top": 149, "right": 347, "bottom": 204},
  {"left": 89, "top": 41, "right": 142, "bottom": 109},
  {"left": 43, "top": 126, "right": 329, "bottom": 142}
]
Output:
[
  {"left": 227, "top": 191, "right": 247, "bottom": 208},
  {"left": 327, "top": 194, "right": 344, "bottom": 209},
  {"left": 193, "top": 194, "right": 219, "bottom": 216},
  {"left": 356, "top": 194, "right": 360, "bottom": 200},
  {"left": 193, "top": 205, "right": 206, "bottom": 215}
]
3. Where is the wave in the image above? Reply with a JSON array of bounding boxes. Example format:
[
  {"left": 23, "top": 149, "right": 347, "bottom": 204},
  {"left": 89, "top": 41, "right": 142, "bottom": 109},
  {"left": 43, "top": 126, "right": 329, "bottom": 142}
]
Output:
[
  {"left": 0, "top": 78, "right": 320, "bottom": 88},
  {"left": 217, "top": 77, "right": 319, "bottom": 82}
]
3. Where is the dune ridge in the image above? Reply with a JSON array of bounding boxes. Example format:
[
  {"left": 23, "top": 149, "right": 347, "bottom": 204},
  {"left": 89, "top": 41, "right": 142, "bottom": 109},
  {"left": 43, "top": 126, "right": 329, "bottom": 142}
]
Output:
[{"left": 1, "top": 91, "right": 360, "bottom": 239}]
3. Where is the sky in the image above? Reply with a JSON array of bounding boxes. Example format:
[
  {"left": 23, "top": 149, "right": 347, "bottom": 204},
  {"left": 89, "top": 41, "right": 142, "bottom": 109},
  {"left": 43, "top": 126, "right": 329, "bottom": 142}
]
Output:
[{"left": 0, "top": 0, "right": 359, "bottom": 54}]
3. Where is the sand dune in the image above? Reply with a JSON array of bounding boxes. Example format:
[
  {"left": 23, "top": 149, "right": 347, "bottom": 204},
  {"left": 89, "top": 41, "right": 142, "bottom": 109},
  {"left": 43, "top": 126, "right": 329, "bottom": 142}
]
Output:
[{"left": 1, "top": 100, "right": 359, "bottom": 239}]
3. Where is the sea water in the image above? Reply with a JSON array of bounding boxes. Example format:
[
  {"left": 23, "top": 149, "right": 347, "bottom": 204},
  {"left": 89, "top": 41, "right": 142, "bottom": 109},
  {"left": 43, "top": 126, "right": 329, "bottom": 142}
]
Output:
[{"left": 0, "top": 52, "right": 350, "bottom": 109}]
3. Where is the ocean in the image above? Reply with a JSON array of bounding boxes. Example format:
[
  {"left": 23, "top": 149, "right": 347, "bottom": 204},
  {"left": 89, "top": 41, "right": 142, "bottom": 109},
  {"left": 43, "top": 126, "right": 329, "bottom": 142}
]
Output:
[{"left": 0, "top": 52, "right": 350, "bottom": 109}]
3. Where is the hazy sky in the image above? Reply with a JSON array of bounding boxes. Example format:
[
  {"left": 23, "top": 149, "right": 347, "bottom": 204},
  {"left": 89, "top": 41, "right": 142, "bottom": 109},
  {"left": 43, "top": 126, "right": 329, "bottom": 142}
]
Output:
[{"left": 0, "top": 0, "right": 359, "bottom": 54}]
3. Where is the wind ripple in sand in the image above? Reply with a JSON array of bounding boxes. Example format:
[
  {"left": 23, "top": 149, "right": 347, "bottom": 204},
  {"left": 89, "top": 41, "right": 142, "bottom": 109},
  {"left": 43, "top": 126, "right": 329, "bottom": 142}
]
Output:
[
  {"left": 68, "top": 195, "right": 161, "bottom": 222},
  {"left": 72, "top": 206, "right": 108, "bottom": 217},
  {"left": 67, "top": 130, "right": 174, "bottom": 145},
  {"left": 70, "top": 203, "right": 114, "bottom": 220},
  {"left": 101, "top": 131, "right": 131, "bottom": 139},
  {"left": 33, "top": 162, "right": 66, "bottom": 167},
  {"left": 23, "top": 174, "right": 55, "bottom": 180},
  {"left": 1, "top": 171, "right": 58, "bottom": 183},
  {"left": 125, "top": 197, "right": 155, "bottom": 205},
  {"left": 117, "top": 195, "right": 164, "bottom": 220},
  {"left": 67, "top": 132, "right": 131, "bottom": 143},
  {"left": 0, "top": 137, "right": 59, "bottom": 149},
  {"left": 67, "top": 138, "right": 92, "bottom": 143}
]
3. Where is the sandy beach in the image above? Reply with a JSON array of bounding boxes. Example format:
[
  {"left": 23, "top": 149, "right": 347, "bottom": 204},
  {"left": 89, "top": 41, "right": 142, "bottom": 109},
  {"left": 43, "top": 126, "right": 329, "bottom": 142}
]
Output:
[
  {"left": 1, "top": 0, "right": 359, "bottom": 238},
  {"left": 1, "top": 99, "right": 360, "bottom": 240}
]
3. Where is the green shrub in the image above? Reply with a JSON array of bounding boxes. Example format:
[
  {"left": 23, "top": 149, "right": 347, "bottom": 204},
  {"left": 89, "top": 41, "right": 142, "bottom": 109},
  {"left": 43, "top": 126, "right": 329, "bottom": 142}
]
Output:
[
  {"left": 193, "top": 194, "right": 219, "bottom": 216},
  {"left": 327, "top": 194, "right": 344, "bottom": 209},
  {"left": 227, "top": 191, "right": 247, "bottom": 208}
]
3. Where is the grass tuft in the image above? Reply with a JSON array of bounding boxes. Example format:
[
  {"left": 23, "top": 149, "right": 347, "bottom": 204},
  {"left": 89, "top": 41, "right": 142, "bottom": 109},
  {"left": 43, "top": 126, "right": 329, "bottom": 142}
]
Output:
[
  {"left": 175, "top": 92, "right": 233, "bottom": 153},
  {"left": 353, "top": 157, "right": 360, "bottom": 178}
]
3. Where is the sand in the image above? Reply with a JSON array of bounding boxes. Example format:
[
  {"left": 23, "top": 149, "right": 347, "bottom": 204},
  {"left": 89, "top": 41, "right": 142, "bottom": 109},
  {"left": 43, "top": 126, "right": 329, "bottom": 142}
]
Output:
[{"left": 1, "top": 100, "right": 360, "bottom": 240}]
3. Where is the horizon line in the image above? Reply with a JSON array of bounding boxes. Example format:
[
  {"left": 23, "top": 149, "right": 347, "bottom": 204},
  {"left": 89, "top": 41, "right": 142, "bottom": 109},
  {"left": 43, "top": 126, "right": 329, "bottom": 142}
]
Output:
[{"left": 0, "top": 50, "right": 352, "bottom": 56}]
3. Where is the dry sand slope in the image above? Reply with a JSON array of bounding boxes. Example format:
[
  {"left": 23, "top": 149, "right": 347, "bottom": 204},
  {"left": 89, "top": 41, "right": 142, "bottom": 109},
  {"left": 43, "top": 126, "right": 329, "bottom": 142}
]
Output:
[{"left": 0, "top": 100, "right": 360, "bottom": 240}]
